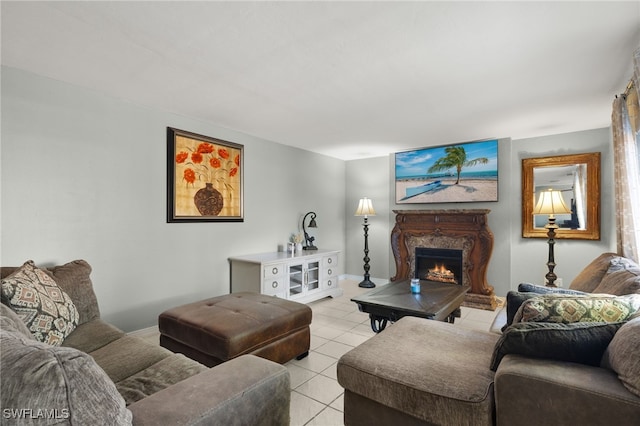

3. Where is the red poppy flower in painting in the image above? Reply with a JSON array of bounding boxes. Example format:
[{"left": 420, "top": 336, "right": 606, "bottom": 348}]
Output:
[
  {"left": 234, "top": 154, "right": 240, "bottom": 167},
  {"left": 197, "top": 143, "right": 215, "bottom": 154},
  {"left": 229, "top": 167, "right": 238, "bottom": 177},
  {"left": 218, "top": 148, "right": 229, "bottom": 159},
  {"left": 176, "top": 152, "right": 189, "bottom": 163},
  {"left": 210, "top": 158, "right": 221, "bottom": 168},
  {"left": 183, "top": 168, "right": 196, "bottom": 184},
  {"left": 191, "top": 152, "right": 203, "bottom": 164}
]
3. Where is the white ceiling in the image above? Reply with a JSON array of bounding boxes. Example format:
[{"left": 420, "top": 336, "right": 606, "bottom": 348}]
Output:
[{"left": 2, "top": 1, "right": 639, "bottom": 160}]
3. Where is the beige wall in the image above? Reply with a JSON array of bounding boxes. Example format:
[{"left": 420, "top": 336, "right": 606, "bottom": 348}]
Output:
[
  {"left": 1, "top": 67, "right": 347, "bottom": 331},
  {"left": 2, "top": 67, "right": 617, "bottom": 333}
]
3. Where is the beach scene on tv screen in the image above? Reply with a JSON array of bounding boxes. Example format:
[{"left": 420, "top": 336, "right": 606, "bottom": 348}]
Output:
[{"left": 395, "top": 139, "right": 498, "bottom": 204}]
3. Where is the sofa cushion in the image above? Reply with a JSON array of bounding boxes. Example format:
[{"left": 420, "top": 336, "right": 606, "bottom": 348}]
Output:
[
  {"left": 44, "top": 260, "right": 100, "bottom": 324},
  {"left": 601, "top": 317, "right": 640, "bottom": 397},
  {"left": 592, "top": 257, "right": 640, "bottom": 296},
  {"left": 1, "top": 261, "right": 79, "bottom": 346},
  {"left": 338, "top": 317, "right": 499, "bottom": 425},
  {"left": 115, "top": 353, "right": 208, "bottom": 405},
  {"left": 491, "top": 321, "right": 624, "bottom": 371},
  {"left": 62, "top": 318, "right": 126, "bottom": 353},
  {"left": 569, "top": 252, "right": 619, "bottom": 293},
  {"left": 89, "top": 335, "right": 172, "bottom": 383},
  {"left": 513, "top": 294, "right": 640, "bottom": 324},
  {"left": 0, "top": 330, "right": 132, "bottom": 424}
]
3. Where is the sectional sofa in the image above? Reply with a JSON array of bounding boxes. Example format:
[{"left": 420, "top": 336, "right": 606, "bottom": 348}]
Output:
[
  {"left": 338, "top": 252, "right": 640, "bottom": 425},
  {"left": 1, "top": 260, "right": 290, "bottom": 425}
]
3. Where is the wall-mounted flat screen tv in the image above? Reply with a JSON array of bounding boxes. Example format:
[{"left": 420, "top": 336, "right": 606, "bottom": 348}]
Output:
[{"left": 395, "top": 139, "right": 498, "bottom": 204}]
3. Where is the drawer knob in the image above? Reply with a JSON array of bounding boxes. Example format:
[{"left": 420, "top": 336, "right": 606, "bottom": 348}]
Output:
[
  {"left": 272, "top": 267, "right": 278, "bottom": 275},
  {"left": 327, "top": 280, "right": 332, "bottom": 286},
  {"left": 328, "top": 258, "right": 332, "bottom": 264},
  {"left": 272, "top": 281, "right": 278, "bottom": 289},
  {"left": 327, "top": 269, "right": 332, "bottom": 275}
]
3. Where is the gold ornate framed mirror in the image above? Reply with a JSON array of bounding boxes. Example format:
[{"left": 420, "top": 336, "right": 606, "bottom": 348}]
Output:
[{"left": 522, "top": 152, "right": 601, "bottom": 240}]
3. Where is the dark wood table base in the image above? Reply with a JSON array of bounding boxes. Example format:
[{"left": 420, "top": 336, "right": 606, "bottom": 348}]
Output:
[
  {"left": 352, "top": 280, "right": 469, "bottom": 333},
  {"left": 367, "top": 307, "right": 461, "bottom": 332}
]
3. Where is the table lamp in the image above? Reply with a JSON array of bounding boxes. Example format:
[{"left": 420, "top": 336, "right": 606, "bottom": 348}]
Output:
[{"left": 534, "top": 189, "right": 571, "bottom": 287}]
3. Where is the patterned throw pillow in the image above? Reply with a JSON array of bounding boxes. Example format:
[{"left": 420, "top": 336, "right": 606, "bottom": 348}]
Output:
[
  {"left": 513, "top": 294, "right": 640, "bottom": 324},
  {"left": 1, "top": 260, "right": 79, "bottom": 346}
]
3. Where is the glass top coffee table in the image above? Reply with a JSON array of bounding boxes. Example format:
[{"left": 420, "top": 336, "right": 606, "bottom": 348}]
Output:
[{"left": 351, "top": 279, "right": 470, "bottom": 332}]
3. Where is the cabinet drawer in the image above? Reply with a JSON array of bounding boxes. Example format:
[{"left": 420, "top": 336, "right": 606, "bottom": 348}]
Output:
[
  {"left": 263, "top": 264, "right": 285, "bottom": 279},
  {"left": 323, "top": 277, "right": 338, "bottom": 289},
  {"left": 262, "top": 277, "right": 285, "bottom": 295},
  {"left": 323, "top": 255, "right": 338, "bottom": 267},
  {"left": 324, "top": 265, "right": 337, "bottom": 278}
]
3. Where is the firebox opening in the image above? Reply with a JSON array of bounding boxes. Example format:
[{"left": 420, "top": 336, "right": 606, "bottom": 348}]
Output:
[{"left": 415, "top": 248, "right": 463, "bottom": 285}]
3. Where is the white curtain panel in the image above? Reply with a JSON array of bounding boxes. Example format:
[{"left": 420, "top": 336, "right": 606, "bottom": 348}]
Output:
[{"left": 611, "top": 48, "right": 640, "bottom": 262}]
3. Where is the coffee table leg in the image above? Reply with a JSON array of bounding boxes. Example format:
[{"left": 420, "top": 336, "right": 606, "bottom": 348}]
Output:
[
  {"left": 446, "top": 308, "right": 462, "bottom": 324},
  {"left": 369, "top": 315, "right": 388, "bottom": 333}
]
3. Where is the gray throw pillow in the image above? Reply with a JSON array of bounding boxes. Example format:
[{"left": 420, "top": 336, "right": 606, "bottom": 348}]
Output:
[
  {"left": 0, "top": 330, "right": 132, "bottom": 425},
  {"left": 0, "top": 303, "right": 34, "bottom": 339},
  {"left": 491, "top": 321, "right": 624, "bottom": 371},
  {"left": 601, "top": 317, "right": 640, "bottom": 397},
  {"left": 517, "top": 282, "right": 587, "bottom": 296}
]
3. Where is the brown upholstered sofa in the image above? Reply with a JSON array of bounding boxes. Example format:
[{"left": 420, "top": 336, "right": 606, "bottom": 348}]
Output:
[
  {"left": 337, "top": 252, "right": 640, "bottom": 425},
  {"left": 1, "top": 260, "right": 290, "bottom": 425}
]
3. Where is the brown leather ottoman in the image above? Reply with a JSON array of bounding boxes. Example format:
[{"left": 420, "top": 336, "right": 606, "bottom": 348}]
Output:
[{"left": 158, "top": 292, "right": 312, "bottom": 367}]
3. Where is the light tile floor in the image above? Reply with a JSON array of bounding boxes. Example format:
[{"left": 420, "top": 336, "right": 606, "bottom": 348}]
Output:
[
  {"left": 136, "top": 279, "right": 501, "bottom": 426},
  {"left": 285, "top": 279, "right": 500, "bottom": 426}
]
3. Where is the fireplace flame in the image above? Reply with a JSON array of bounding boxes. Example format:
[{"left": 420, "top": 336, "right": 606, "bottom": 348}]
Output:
[{"left": 426, "top": 263, "right": 458, "bottom": 284}]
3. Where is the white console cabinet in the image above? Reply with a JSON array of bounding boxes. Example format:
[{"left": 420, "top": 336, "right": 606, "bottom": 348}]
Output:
[{"left": 229, "top": 250, "right": 342, "bottom": 303}]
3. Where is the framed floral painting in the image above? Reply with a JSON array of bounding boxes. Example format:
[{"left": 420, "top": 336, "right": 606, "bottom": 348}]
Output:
[{"left": 167, "top": 127, "right": 243, "bottom": 222}]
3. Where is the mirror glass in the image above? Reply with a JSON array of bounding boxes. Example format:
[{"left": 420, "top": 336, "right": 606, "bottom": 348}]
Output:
[{"left": 522, "top": 153, "right": 600, "bottom": 240}]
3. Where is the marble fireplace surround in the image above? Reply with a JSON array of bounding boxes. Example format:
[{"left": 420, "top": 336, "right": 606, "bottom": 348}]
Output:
[{"left": 391, "top": 209, "right": 498, "bottom": 310}]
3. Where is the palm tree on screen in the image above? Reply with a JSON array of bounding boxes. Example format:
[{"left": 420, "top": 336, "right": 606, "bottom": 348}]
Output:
[{"left": 427, "top": 146, "right": 488, "bottom": 184}]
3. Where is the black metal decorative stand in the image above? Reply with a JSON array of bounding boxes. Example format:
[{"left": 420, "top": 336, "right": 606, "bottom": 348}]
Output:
[
  {"left": 359, "top": 216, "right": 375, "bottom": 288},
  {"left": 302, "top": 211, "right": 318, "bottom": 250},
  {"left": 544, "top": 216, "right": 559, "bottom": 287}
]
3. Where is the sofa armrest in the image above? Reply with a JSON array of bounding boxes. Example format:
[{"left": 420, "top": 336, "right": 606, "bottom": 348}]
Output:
[
  {"left": 129, "top": 355, "right": 290, "bottom": 426},
  {"left": 495, "top": 354, "right": 640, "bottom": 426}
]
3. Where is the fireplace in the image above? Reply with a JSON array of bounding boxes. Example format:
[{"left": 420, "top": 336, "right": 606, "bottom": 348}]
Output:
[
  {"left": 416, "top": 248, "right": 463, "bottom": 285},
  {"left": 391, "top": 209, "right": 497, "bottom": 310}
]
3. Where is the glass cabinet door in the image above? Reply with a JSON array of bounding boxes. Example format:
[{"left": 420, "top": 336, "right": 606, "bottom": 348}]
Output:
[
  {"left": 306, "top": 260, "right": 320, "bottom": 292},
  {"left": 288, "top": 263, "right": 304, "bottom": 297},
  {"left": 288, "top": 259, "right": 320, "bottom": 298}
]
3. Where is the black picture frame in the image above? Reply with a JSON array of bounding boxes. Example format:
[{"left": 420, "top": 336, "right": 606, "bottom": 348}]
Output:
[{"left": 167, "top": 127, "right": 244, "bottom": 222}]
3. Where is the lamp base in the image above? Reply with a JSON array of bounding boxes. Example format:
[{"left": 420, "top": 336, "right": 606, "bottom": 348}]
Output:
[{"left": 358, "top": 279, "right": 376, "bottom": 288}]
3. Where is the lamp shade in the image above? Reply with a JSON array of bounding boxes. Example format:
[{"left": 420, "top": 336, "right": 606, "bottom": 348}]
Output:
[
  {"left": 534, "top": 189, "right": 571, "bottom": 216},
  {"left": 355, "top": 198, "right": 376, "bottom": 217}
]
